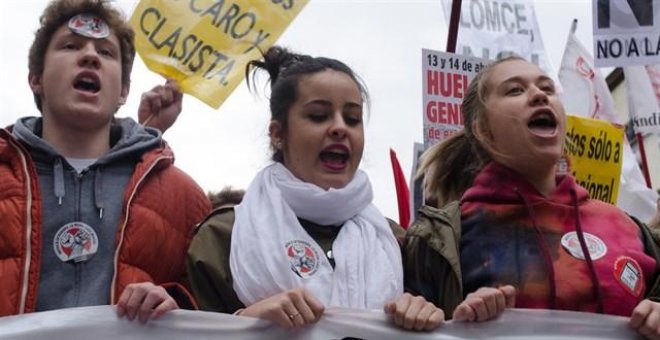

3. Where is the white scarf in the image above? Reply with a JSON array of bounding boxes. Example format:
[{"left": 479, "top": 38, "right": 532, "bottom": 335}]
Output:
[{"left": 230, "top": 163, "right": 403, "bottom": 309}]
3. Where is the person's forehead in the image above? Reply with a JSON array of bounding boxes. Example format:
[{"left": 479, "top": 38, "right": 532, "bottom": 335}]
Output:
[
  {"left": 489, "top": 60, "right": 547, "bottom": 84},
  {"left": 50, "top": 17, "right": 120, "bottom": 47},
  {"left": 67, "top": 13, "right": 109, "bottom": 39}
]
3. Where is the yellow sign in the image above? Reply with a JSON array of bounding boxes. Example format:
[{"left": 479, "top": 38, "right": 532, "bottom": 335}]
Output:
[
  {"left": 565, "top": 114, "right": 624, "bottom": 204},
  {"left": 130, "top": 0, "right": 309, "bottom": 108}
]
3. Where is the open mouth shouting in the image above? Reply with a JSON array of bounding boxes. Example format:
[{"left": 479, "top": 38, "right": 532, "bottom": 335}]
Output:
[
  {"left": 73, "top": 72, "right": 101, "bottom": 95},
  {"left": 320, "top": 144, "right": 350, "bottom": 171},
  {"left": 527, "top": 109, "right": 558, "bottom": 138}
]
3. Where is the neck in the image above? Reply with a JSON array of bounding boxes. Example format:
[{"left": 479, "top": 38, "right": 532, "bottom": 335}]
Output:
[
  {"left": 521, "top": 166, "right": 557, "bottom": 197},
  {"left": 42, "top": 118, "right": 111, "bottom": 159}
]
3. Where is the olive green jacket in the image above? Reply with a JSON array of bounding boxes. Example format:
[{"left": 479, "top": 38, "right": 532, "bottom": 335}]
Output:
[
  {"left": 186, "top": 207, "right": 404, "bottom": 313},
  {"left": 403, "top": 202, "right": 660, "bottom": 318}
]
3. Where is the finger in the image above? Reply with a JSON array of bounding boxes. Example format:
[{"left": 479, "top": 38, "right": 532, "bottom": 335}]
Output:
[
  {"left": 412, "top": 303, "right": 435, "bottom": 331},
  {"left": 137, "top": 288, "right": 167, "bottom": 324},
  {"left": 499, "top": 285, "right": 516, "bottom": 308},
  {"left": 116, "top": 286, "right": 133, "bottom": 318},
  {"left": 424, "top": 309, "right": 445, "bottom": 331},
  {"left": 631, "top": 300, "right": 653, "bottom": 328},
  {"left": 125, "top": 287, "right": 148, "bottom": 321},
  {"left": 282, "top": 300, "right": 304, "bottom": 328},
  {"left": 165, "top": 78, "right": 179, "bottom": 91},
  {"left": 482, "top": 292, "right": 498, "bottom": 319},
  {"left": 274, "top": 307, "right": 296, "bottom": 329},
  {"left": 402, "top": 296, "right": 425, "bottom": 330},
  {"left": 152, "top": 298, "right": 178, "bottom": 320},
  {"left": 302, "top": 290, "right": 325, "bottom": 321},
  {"left": 468, "top": 297, "right": 489, "bottom": 322},
  {"left": 150, "top": 97, "right": 163, "bottom": 115},
  {"left": 291, "top": 291, "right": 316, "bottom": 324},
  {"left": 158, "top": 85, "right": 174, "bottom": 105},
  {"left": 384, "top": 301, "right": 396, "bottom": 315},
  {"left": 641, "top": 304, "right": 660, "bottom": 337},
  {"left": 391, "top": 294, "right": 411, "bottom": 327},
  {"left": 494, "top": 290, "right": 506, "bottom": 315},
  {"left": 452, "top": 303, "right": 474, "bottom": 322}
]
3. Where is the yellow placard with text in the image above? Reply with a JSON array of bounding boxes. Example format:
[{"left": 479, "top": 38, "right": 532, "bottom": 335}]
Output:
[
  {"left": 130, "top": 0, "right": 309, "bottom": 109},
  {"left": 565, "top": 115, "right": 623, "bottom": 204}
]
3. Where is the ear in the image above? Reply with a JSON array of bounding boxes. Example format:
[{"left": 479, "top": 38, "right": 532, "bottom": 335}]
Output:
[
  {"left": 28, "top": 72, "right": 43, "bottom": 95},
  {"left": 268, "top": 120, "right": 283, "bottom": 149},
  {"left": 118, "top": 83, "right": 130, "bottom": 105}
]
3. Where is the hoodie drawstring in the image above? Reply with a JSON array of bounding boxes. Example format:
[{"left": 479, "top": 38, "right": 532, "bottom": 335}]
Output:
[
  {"left": 516, "top": 189, "right": 557, "bottom": 309},
  {"left": 570, "top": 189, "right": 604, "bottom": 313},
  {"left": 94, "top": 167, "right": 104, "bottom": 219},
  {"left": 53, "top": 158, "right": 65, "bottom": 205},
  {"left": 53, "top": 158, "right": 104, "bottom": 219}
]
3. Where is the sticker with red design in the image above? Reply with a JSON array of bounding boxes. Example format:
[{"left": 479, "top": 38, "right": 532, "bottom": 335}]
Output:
[
  {"left": 68, "top": 13, "right": 109, "bottom": 39},
  {"left": 613, "top": 256, "right": 644, "bottom": 297},
  {"left": 285, "top": 240, "right": 319, "bottom": 278},
  {"left": 53, "top": 222, "right": 99, "bottom": 263},
  {"left": 560, "top": 231, "right": 607, "bottom": 260}
]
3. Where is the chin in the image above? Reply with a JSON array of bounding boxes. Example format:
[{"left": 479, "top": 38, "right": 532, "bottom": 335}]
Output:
[{"left": 317, "top": 177, "right": 351, "bottom": 191}]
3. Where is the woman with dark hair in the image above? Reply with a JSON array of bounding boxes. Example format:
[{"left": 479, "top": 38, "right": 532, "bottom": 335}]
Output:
[{"left": 186, "top": 46, "right": 492, "bottom": 331}]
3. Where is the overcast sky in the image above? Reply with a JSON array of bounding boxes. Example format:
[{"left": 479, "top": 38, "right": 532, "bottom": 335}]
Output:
[{"left": 0, "top": 0, "right": 595, "bottom": 220}]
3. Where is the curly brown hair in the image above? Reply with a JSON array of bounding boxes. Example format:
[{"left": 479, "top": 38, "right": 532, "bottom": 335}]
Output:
[{"left": 28, "top": 0, "right": 135, "bottom": 111}]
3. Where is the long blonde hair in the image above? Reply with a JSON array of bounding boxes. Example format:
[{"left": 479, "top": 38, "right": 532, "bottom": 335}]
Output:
[{"left": 418, "top": 56, "right": 525, "bottom": 207}]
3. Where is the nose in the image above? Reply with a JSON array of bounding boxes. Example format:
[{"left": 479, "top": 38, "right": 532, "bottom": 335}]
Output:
[
  {"left": 329, "top": 113, "right": 347, "bottom": 139},
  {"left": 530, "top": 86, "right": 549, "bottom": 106},
  {"left": 78, "top": 43, "right": 100, "bottom": 69}
]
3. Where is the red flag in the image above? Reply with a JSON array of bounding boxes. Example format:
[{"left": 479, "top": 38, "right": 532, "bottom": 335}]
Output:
[{"left": 390, "top": 148, "right": 411, "bottom": 228}]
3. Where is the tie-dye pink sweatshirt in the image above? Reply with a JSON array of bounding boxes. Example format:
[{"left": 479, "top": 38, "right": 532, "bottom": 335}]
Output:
[{"left": 460, "top": 162, "right": 656, "bottom": 316}]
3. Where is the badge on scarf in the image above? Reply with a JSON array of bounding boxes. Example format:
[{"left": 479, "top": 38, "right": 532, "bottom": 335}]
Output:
[
  {"left": 53, "top": 222, "right": 99, "bottom": 263},
  {"left": 560, "top": 231, "right": 607, "bottom": 260},
  {"left": 285, "top": 240, "right": 319, "bottom": 278},
  {"left": 68, "top": 13, "right": 109, "bottom": 39},
  {"left": 613, "top": 256, "right": 644, "bottom": 297}
]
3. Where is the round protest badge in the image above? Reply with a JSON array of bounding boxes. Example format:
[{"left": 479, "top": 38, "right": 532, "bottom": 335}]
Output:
[
  {"left": 68, "top": 13, "right": 109, "bottom": 39},
  {"left": 53, "top": 222, "right": 99, "bottom": 263},
  {"left": 285, "top": 240, "right": 319, "bottom": 278},
  {"left": 613, "top": 256, "right": 644, "bottom": 298},
  {"left": 560, "top": 231, "right": 607, "bottom": 260}
]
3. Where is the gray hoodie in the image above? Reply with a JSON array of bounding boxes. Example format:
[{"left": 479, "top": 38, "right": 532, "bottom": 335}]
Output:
[{"left": 12, "top": 117, "right": 161, "bottom": 311}]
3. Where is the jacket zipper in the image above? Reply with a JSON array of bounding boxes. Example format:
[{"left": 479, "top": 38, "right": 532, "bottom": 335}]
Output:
[
  {"left": 110, "top": 155, "right": 171, "bottom": 303},
  {"left": 8, "top": 139, "right": 33, "bottom": 314},
  {"left": 73, "top": 170, "right": 85, "bottom": 304}
]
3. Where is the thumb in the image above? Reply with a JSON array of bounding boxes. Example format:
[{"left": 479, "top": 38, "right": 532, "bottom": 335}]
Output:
[{"left": 452, "top": 304, "right": 471, "bottom": 322}]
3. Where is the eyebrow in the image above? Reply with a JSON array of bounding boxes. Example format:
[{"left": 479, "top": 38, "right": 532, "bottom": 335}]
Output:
[
  {"left": 56, "top": 31, "right": 118, "bottom": 47},
  {"left": 501, "top": 75, "right": 554, "bottom": 85},
  {"left": 303, "top": 99, "right": 363, "bottom": 109}
]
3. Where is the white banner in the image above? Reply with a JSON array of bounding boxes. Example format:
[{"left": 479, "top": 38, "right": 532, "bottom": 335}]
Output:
[
  {"left": 442, "top": 0, "right": 554, "bottom": 76},
  {"left": 0, "top": 306, "right": 639, "bottom": 340},
  {"left": 559, "top": 24, "right": 659, "bottom": 222},
  {"left": 625, "top": 65, "right": 660, "bottom": 134},
  {"left": 592, "top": 0, "right": 660, "bottom": 67}
]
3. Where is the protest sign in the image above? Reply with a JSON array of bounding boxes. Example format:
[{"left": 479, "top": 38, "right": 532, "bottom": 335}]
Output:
[
  {"left": 625, "top": 65, "right": 660, "bottom": 135},
  {"left": 422, "top": 49, "right": 488, "bottom": 149},
  {"left": 441, "top": 0, "right": 553, "bottom": 76},
  {"left": 593, "top": 0, "right": 660, "bottom": 67},
  {"left": 559, "top": 24, "right": 659, "bottom": 222},
  {"left": 565, "top": 115, "right": 623, "bottom": 204},
  {"left": 130, "top": 0, "right": 308, "bottom": 108}
]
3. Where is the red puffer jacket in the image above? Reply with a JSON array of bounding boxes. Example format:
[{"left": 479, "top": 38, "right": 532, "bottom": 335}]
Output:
[{"left": 0, "top": 128, "right": 211, "bottom": 315}]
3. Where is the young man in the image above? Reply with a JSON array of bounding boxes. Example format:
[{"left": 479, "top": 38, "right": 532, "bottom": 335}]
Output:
[{"left": 0, "top": 0, "right": 210, "bottom": 323}]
